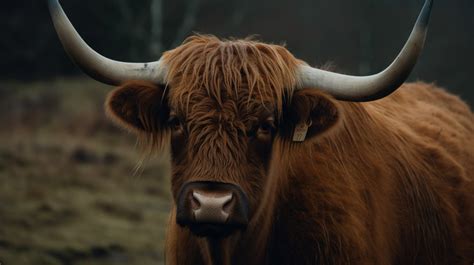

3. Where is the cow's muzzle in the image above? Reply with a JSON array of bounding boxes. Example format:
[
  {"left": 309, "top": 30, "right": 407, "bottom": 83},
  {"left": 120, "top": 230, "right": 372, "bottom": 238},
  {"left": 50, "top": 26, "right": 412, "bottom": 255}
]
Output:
[{"left": 176, "top": 181, "right": 249, "bottom": 237}]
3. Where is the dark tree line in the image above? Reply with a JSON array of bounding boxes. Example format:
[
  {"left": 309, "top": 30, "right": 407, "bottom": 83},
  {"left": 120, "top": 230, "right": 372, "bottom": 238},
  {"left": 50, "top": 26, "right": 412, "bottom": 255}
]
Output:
[{"left": 1, "top": 0, "right": 473, "bottom": 104}]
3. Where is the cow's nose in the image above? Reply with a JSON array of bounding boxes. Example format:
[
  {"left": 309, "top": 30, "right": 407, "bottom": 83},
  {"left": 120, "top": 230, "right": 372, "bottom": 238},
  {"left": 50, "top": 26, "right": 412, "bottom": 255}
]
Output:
[
  {"left": 176, "top": 181, "right": 249, "bottom": 237},
  {"left": 192, "top": 191, "right": 233, "bottom": 223}
]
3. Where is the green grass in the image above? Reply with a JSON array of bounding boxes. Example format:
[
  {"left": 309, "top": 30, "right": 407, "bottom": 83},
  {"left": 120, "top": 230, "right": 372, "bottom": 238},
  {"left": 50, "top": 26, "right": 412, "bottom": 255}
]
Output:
[{"left": 0, "top": 78, "right": 171, "bottom": 265}]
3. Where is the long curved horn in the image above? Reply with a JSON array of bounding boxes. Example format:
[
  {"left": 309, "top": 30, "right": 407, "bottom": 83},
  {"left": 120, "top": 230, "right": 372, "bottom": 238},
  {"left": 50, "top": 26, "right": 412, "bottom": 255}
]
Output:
[
  {"left": 48, "top": 0, "right": 167, "bottom": 86},
  {"left": 297, "top": 0, "right": 433, "bottom": 102}
]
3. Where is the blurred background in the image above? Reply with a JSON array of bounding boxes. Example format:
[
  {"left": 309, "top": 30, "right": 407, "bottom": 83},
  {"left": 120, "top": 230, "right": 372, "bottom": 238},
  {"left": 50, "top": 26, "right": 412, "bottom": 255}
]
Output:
[{"left": 0, "top": 0, "right": 472, "bottom": 264}]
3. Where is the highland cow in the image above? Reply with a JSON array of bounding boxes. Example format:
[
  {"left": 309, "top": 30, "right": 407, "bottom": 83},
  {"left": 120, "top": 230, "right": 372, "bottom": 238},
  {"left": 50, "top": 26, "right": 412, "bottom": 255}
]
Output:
[{"left": 48, "top": 0, "right": 474, "bottom": 264}]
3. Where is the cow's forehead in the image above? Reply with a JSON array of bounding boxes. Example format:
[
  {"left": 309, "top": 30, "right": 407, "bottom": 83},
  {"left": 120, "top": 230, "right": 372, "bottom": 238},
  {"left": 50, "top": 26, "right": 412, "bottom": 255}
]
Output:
[
  {"left": 162, "top": 35, "right": 300, "bottom": 117},
  {"left": 168, "top": 86, "right": 277, "bottom": 121}
]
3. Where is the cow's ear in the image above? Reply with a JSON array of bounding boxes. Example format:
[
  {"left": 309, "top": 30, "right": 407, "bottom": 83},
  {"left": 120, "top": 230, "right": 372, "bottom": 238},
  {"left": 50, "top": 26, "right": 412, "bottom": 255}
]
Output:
[
  {"left": 105, "top": 81, "right": 169, "bottom": 134},
  {"left": 281, "top": 89, "right": 341, "bottom": 142}
]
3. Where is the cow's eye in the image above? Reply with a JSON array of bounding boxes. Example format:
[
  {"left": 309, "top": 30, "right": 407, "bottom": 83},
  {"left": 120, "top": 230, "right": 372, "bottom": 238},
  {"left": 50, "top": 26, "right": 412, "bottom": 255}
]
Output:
[
  {"left": 247, "top": 118, "right": 275, "bottom": 139},
  {"left": 258, "top": 122, "right": 274, "bottom": 135},
  {"left": 168, "top": 116, "right": 183, "bottom": 132}
]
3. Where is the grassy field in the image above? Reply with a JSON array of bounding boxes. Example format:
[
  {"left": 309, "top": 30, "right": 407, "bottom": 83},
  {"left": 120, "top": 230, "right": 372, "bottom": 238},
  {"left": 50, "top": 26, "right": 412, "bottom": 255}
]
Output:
[{"left": 0, "top": 78, "right": 171, "bottom": 265}]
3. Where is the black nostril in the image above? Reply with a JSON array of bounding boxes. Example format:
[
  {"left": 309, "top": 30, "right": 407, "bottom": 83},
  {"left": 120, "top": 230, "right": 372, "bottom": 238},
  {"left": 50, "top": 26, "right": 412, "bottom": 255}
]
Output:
[
  {"left": 190, "top": 193, "right": 201, "bottom": 210},
  {"left": 222, "top": 195, "right": 234, "bottom": 213}
]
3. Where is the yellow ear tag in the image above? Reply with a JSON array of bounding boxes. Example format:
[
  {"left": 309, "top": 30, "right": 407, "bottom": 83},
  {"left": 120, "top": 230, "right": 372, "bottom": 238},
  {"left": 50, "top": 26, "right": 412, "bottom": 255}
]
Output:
[{"left": 292, "top": 121, "right": 311, "bottom": 142}]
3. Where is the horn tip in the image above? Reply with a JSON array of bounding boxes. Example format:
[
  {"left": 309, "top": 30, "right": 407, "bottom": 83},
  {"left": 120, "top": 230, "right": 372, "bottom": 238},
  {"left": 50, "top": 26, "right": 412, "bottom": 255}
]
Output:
[
  {"left": 47, "top": 0, "right": 61, "bottom": 13},
  {"left": 47, "top": 0, "right": 59, "bottom": 7},
  {"left": 414, "top": 0, "right": 434, "bottom": 31}
]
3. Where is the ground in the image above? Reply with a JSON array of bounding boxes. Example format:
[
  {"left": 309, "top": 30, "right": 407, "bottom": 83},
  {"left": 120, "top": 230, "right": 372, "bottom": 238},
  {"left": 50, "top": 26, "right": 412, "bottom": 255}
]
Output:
[{"left": 0, "top": 78, "right": 171, "bottom": 265}]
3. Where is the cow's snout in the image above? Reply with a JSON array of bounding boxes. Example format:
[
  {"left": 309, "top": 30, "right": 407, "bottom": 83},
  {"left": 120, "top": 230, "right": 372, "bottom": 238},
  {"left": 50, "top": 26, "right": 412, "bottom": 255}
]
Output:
[
  {"left": 176, "top": 181, "right": 249, "bottom": 237},
  {"left": 192, "top": 191, "right": 233, "bottom": 223}
]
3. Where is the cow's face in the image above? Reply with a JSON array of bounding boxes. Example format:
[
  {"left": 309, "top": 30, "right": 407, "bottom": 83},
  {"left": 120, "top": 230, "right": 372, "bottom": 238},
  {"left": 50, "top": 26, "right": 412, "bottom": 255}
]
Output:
[
  {"left": 105, "top": 38, "right": 341, "bottom": 237},
  {"left": 167, "top": 85, "right": 280, "bottom": 237}
]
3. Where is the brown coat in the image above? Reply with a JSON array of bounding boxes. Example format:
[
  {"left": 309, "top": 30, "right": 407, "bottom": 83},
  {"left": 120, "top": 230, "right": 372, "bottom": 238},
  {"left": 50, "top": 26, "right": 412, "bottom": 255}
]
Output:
[{"left": 105, "top": 36, "right": 474, "bottom": 265}]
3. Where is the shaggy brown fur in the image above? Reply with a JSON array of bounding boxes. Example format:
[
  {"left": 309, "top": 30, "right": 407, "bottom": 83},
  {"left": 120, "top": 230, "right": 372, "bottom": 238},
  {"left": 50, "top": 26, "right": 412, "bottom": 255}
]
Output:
[
  {"left": 162, "top": 35, "right": 299, "bottom": 115},
  {"left": 105, "top": 35, "right": 474, "bottom": 265}
]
